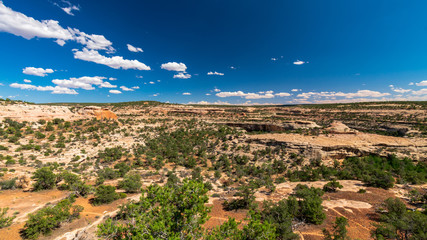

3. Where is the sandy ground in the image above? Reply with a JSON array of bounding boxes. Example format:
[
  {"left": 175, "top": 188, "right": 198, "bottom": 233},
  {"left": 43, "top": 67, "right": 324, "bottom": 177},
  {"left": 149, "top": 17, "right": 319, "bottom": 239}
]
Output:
[
  {"left": 248, "top": 132, "right": 426, "bottom": 147},
  {"left": 0, "top": 190, "right": 69, "bottom": 240}
]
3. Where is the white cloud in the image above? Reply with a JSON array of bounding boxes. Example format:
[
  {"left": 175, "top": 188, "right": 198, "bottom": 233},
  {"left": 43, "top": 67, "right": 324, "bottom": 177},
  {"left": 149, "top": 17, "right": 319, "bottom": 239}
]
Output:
[
  {"left": 271, "top": 58, "right": 278, "bottom": 61},
  {"left": 131, "top": 86, "right": 139, "bottom": 89},
  {"left": 52, "top": 0, "right": 80, "bottom": 16},
  {"left": 230, "top": 66, "right": 236, "bottom": 69},
  {"left": 99, "top": 81, "right": 116, "bottom": 88},
  {"left": 120, "top": 86, "right": 134, "bottom": 91},
  {"left": 109, "top": 89, "right": 121, "bottom": 94},
  {"left": 161, "top": 62, "right": 187, "bottom": 72},
  {"left": 297, "top": 90, "right": 390, "bottom": 99},
  {"left": 23, "top": 79, "right": 31, "bottom": 83},
  {"left": 216, "top": 90, "right": 275, "bottom": 99},
  {"left": 0, "top": 2, "right": 111, "bottom": 50},
  {"left": 127, "top": 44, "right": 143, "bottom": 52},
  {"left": 0, "top": 2, "right": 73, "bottom": 40},
  {"left": 23, "top": 67, "right": 54, "bottom": 77},
  {"left": 152, "top": 93, "right": 159, "bottom": 97},
  {"left": 173, "top": 72, "right": 191, "bottom": 79},
  {"left": 149, "top": 81, "right": 155, "bottom": 84},
  {"left": 412, "top": 88, "right": 427, "bottom": 95},
  {"left": 207, "top": 71, "right": 224, "bottom": 76},
  {"left": 157, "top": 80, "right": 161, "bottom": 82},
  {"left": 182, "top": 92, "right": 191, "bottom": 95},
  {"left": 67, "top": 28, "right": 114, "bottom": 52},
  {"left": 109, "top": 77, "right": 117, "bottom": 81},
  {"left": 188, "top": 100, "right": 231, "bottom": 105},
  {"left": 293, "top": 60, "right": 306, "bottom": 65},
  {"left": 52, "top": 76, "right": 116, "bottom": 90},
  {"left": 136, "top": 75, "right": 143, "bottom": 79},
  {"left": 409, "top": 82, "right": 414, "bottom": 86},
  {"left": 415, "top": 80, "right": 427, "bottom": 86},
  {"left": 275, "top": 92, "right": 291, "bottom": 97},
  {"left": 213, "top": 88, "right": 221, "bottom": 92},
  {"left": 61, "top": 5, "right": 80, "bottom": 16},
  {"left": 10, "top": 83, "right": 77, "bottom": 94},
  {"left": 0, "top": 2, "right": 115, "bottom": 51},
  {"left": 205, "top": 93, "right": 211, "bottom": 96},
  {"left": 73, "top": 48, "right": 151, "bottom": 70},
  {"left": 291, "top": 89, "right": 301, "bottom": 92},
  {"left": 389, "top": 85, "right": 412, "bottom": 93},
  {"left": 55, "top": 39, "right": 66, "bottom": 46}
]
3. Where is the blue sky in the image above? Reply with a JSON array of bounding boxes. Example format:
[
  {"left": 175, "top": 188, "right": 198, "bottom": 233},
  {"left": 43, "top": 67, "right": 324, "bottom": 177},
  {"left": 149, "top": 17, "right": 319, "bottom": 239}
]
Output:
[{"left": 0, "top": 0, "right": 427, "bottom": 104}]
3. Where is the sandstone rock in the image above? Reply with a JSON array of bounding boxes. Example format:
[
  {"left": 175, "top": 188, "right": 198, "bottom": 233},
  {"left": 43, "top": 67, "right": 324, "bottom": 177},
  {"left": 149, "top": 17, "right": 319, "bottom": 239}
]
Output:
[
  {"left": 16, "top": 175, "right": 32, "bottom": 191},
  {"left": 326, "top": 121, "right": 358, "bottom": 134},
  {"left": 282, "top": 120, "right": 320, "bottom": 130},
  {"left": 77, "top": 106, "right": 118, "bottom": 120}
]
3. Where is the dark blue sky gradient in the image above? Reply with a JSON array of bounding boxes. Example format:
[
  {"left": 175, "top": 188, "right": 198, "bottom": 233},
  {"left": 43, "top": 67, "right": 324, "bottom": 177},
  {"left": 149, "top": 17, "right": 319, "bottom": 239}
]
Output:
[{"left": 1, "top": 0, "right": 427, "bottom": 103}]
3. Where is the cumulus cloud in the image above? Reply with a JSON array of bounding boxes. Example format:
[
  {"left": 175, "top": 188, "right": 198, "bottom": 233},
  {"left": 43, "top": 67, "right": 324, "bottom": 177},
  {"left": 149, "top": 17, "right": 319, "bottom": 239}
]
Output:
[
  {"left": 293, "top": 60, "right": 306, "bottom": 65},
  {"left": 182, "top": 92, "right": 191, "bottom": 95},
  {"left": 297, "top": 90, "right": 390, "bottom": 99},
  {"left": 412, "top": 88, "right": 427, "bottom": 95},
  {"left": 213, "top": 88, "right": 221, "bottom": 92},
  {"left": 23, "top": 67, "right": 54, "bottom": 77},
  {"left": 173, "top": 72, "right": 191, "bottom": 79},
  {"left": 109, "top": 89, "right": 121, "bottom": 94},
  {"left": 415, "top": 80, "right": 427, "bottom": 86},
  {"left": 0, "top": 2, "right": 113, "bottom": 51},
  {"left": 275, "top": 92, "right": 291, "bottom": 97},
  {"left": 23, "top": 79, "right": 31, "bottom": 83},
  {"left": 61, "top": 5, "right": 80, "bottom": 16},
  {"left": 73, "top": 48, "right": 151, "bottom": 70},
  {"left": 120, "top": 86, "right": 134, "bottom": 91},
  {"left": 127, "top": 44, "right": 143, "bottom": 52},
  {"left": 161, "top": 62, "right": 187, "bottom": 72},
  {"left": 68, "top": 28, "right": 114, "bottom": 52},
  {"left": 291, "top": 89, "right": 301, "bottom": 92},
  {"left": 207, "top": 71, "right": 224, "bottom": 76},
  {"left": 0, "top": 2, "right": 73, "bottom": 40},
  {"left": 132, "top": 86, "right": 139, "bottom": 89},
  {"left": 52, "top": 76, "right": 116, "bottom": 90},
  {"left": 10, "top": 83, "right": 77, "bottom": 94},
  {"left": 389, "top": 85, "right": 412, "bottom": 93},
  {"left": 216, "top": 90, "right": 275, "bottom": 99},
  {"left": 188, "top": 100, "right": 231, "bottom": 105},
  {"left": 52, "top": 0, "right": 80, "bottom": 16}
]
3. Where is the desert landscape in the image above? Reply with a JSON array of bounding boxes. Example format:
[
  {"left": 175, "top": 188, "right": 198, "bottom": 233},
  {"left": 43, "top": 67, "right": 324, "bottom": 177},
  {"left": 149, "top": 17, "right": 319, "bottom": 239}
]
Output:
[{"left": 0, "top": 99, "right": 425, "bottom": 240}]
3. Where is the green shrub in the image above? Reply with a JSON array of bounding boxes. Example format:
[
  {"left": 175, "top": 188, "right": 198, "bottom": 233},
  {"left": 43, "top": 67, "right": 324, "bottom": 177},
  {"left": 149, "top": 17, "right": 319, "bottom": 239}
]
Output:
[
  {"left": 0, "top": 178, "right": 17, "bottom": 190},
  {"left": 32, "top": 167, "right": 57, "bottom": 191},
  {"left": 34, "top": 132, "right": 45, "bottom": 139},
  {"left": 372, "top": 198, "right": 427, "bottom": 240},
  {"left": 223, "top": 184, "right": 256, "bottom": 211},
  {"left": 21, "top": 197, "right": 83, "bottom": 239},
  {"left": 92, "top": 185, "right": 119, "bottom": 205},
  {"left": 118, "top": 173, "right": 142, "bottom": 193},
  {"left": 97, "top": 179, "right": 211, "bottom": 239},
  {"left": 323, "top": 217, "right": 349, "bottom": 240},
  {"left": 358, "top": 188, "right": 366, "bottom": 193},
  {"left": 0, "top": 207, "right": 15, "bottom": 228},
  {"left": 323, "top": 180, "right": 343, "bottom": 192},
  {"left": 294, "top": 184, "right": 326, "bottom": 225}
]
